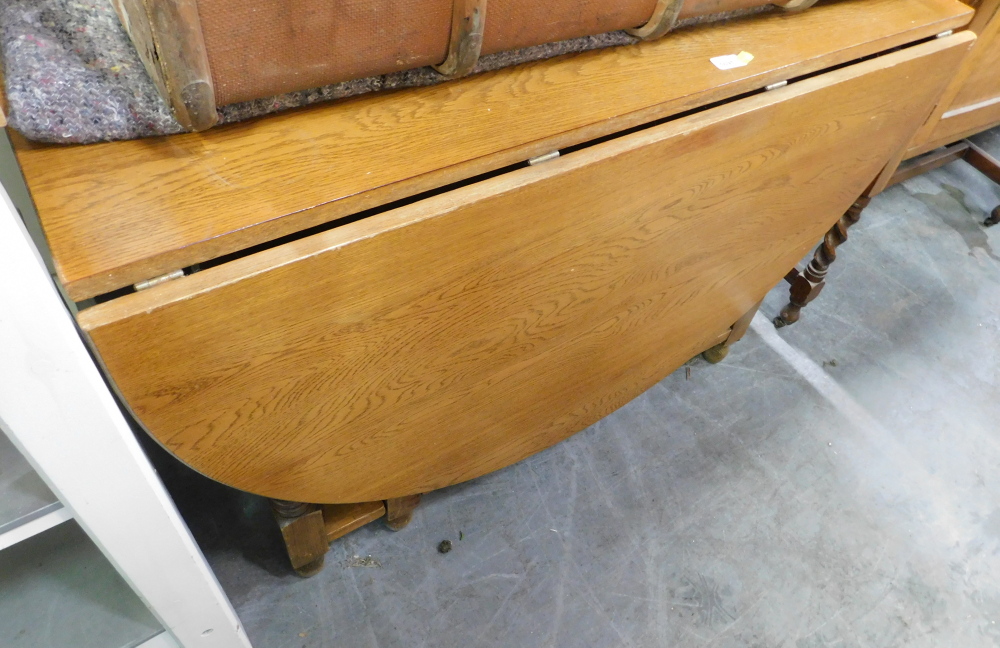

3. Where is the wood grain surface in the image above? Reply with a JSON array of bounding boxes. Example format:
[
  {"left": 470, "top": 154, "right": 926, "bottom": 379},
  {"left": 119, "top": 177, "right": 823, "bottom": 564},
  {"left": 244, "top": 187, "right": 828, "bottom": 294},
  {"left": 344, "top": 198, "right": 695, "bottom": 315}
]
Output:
[
  {"left": 919, "top": 8, "right": 1000, "bottom": 149},
  {"left": 872, "top": 0, "right": 999, "bottom": 194},
  {"left": 903, "top": 0, "right": 1000, "bottom": 156},
  {"left": 321, "top": 502, "right": 385, "bottom": 541},
  {"left": 79, "top": 34, "right": 973, "bottom": 503},
  {"left": 13, "top": 0, "right": 972, "bottom": 301},
  {"left": 949, "top": 40, "right": 1000, "bottom": 111}
]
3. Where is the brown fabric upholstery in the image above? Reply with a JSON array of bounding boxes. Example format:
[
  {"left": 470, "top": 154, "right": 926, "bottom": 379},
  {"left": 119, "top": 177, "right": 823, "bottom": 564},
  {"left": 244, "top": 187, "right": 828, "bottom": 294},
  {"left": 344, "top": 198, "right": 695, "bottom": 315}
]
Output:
[
  {"left": 197, "top": 0, "right": 453, "bottom": 106},
  {"left": 680, "top": 0, "right": 776, "bottom": 18},
  {"left": 481, "top": 0, "right": 657, "bottom": 55},
  {"left": 197, "top": 0, "right": 776, "bottom": 107}
]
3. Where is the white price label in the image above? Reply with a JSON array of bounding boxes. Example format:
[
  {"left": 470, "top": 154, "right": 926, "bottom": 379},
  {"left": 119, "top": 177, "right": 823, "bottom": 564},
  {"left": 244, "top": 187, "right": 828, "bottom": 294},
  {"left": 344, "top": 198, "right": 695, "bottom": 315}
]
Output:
[{"left": 710, "top": 51, "right": 754, "bottom": 70}]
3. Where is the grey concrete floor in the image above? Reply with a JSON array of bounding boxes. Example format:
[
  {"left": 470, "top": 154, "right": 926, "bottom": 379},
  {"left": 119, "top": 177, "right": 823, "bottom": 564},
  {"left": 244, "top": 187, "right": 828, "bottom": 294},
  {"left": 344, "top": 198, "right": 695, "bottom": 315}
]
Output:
[{"left": 157, "top": 127, "right": 1000, "bottom": 648}]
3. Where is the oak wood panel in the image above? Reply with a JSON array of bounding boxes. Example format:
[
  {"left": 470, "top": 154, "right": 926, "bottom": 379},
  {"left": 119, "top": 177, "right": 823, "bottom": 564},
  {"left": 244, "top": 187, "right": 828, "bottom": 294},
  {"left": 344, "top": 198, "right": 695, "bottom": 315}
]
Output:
[
  {"left": 79, "top": 35, "right": 972, "bottom": 503},
  {"left": 948, "top": 2, "right": 1000, "bottom": 109},
  {"left": 964, "top": 0, "right": 996, "bottom": 33},
  {"left": 13, "top": 0, "right": 972, "bottom": 301},
  {"left": 903, "top": 0, "right": 999, "bottom": 154},
  {"left": 872, "top": 18, "right": 1000, "bottom": 196}
]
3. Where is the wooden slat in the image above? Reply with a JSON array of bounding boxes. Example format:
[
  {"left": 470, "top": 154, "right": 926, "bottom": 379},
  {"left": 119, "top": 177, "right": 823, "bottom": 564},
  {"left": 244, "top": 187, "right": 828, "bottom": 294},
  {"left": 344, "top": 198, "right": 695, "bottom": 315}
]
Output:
[
  {"left": 12, "top": 0, "right": 972, "bottom": 301},
  {"left": 965, "top": 141, "right": 1000, "bottom": 184},
  {"left": 78, "top": 34, "right": 973, "bottom": 503},
  {"left": 885, "top": 141, "right": 972, "bottom": 191},
  {"left": 321, "top": 502, "right": 385, "bottom": 542}
]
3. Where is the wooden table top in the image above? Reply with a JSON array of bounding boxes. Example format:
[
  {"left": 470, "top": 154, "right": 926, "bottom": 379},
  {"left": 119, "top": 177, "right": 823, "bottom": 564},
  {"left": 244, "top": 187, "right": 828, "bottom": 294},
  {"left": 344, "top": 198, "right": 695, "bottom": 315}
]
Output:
[{"left": 11, "top": 0, "right": 972, "bottom": 301}]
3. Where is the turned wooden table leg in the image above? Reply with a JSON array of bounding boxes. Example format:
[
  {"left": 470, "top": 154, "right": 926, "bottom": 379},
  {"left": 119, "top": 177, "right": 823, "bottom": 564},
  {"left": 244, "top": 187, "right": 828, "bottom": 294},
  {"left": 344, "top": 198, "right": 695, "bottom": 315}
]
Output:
[
  {"left": 774, "top": 196, "right": 871, "bottom": 328},
  {"left": 384, "top": 495, "right": 422, "bottom": 531},
  {"left": 271, "top": 500, "right": 328, "bottom": 577}
]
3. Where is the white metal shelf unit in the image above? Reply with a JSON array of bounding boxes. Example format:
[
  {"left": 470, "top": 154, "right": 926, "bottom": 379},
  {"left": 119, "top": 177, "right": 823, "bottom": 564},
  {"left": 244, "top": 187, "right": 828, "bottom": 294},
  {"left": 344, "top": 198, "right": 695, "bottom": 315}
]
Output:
[
  {"left": 0, "top": 173, "right": 252, "bottom": 647},
  {"left": 0, "top": 521, "right": 165, "bottom": 647},
  {"left": 0, "top": 432, "right": 72, "bottom": 550}
]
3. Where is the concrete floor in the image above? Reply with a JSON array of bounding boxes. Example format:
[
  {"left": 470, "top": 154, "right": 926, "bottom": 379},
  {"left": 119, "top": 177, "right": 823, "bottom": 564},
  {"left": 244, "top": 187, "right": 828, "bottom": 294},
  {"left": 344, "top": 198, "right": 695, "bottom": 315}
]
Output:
[{"left": 156, "top": 127, "right": 1000, "bottom": 648}]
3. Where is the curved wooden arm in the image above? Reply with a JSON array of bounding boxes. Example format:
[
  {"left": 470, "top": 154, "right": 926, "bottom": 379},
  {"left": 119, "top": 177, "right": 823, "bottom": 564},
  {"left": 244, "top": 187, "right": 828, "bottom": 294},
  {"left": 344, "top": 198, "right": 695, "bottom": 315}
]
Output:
[
  {"left": 435, "top": 0, "right": 488, "bottom": 78},
  {"left": 628, "top": 0, "right": 685, "bottom": 40}
]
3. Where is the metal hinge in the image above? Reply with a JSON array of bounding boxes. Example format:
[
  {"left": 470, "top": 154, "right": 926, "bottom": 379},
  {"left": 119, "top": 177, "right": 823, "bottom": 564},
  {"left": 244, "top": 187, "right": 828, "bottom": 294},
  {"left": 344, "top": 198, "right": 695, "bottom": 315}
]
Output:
[
  {"left": 528, "top": 151, "right": 561, "bottom": 166},
  {"left": 936, "top": 30, "right": 953, "bottom": 38},
  {"left": 765, "top": 80, "right": 788, "bottom": 92},
  {"left": 134, "top": 269, "right": 184, "bottom": 291}
]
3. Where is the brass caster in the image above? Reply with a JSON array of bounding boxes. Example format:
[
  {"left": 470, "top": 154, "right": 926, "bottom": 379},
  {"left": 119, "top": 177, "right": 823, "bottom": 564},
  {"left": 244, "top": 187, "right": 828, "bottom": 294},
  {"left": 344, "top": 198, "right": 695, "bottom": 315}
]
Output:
[
  {"left": 702, "top": 343, "right": 729, "bottom": 364},
  {"left": 294, "top": 555, "right": 326, "bottom": 578},
  {"left": 985, "top": 206, "right": 1000, "bottom": 227},
  {"left": 774, "top": 303, "right": 802, "bottom": 328}
]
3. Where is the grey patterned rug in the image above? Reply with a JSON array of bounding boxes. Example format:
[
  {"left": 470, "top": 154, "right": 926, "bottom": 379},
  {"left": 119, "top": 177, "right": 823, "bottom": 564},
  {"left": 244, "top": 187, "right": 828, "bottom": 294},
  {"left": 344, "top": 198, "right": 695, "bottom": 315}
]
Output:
[{"left": 0, "top": 0, "right": 771, "bottom": 144}]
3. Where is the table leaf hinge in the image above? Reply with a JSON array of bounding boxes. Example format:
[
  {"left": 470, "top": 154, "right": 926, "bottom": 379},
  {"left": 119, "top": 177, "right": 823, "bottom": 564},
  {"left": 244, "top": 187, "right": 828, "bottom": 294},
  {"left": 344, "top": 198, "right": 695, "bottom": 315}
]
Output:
[
  {"left": 528, "top": 151, "right": 561, "bottom": 166},
  {"left": 134, "top": 269, "right": 185, "bottom": 291}
]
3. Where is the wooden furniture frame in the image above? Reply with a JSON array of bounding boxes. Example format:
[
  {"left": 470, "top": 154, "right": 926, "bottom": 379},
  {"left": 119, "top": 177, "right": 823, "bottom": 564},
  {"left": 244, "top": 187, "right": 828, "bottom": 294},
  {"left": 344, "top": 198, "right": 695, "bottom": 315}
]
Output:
[
  {"left": 8, "top": 0, "right": 974, "bottom": 574},
  {"left": 774, "top": 0, "right": 1000, "bottom": 328}
]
